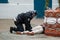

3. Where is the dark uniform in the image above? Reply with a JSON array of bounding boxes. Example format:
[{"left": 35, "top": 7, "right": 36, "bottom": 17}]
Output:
[{"left": 10, "top": 11, "right": 37, "bottom": 33}]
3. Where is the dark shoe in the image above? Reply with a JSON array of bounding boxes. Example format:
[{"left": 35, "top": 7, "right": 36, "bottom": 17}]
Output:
[
  {"left": 10, "top": 27, "right": 13, "bottom": 33},
  {"left": 41, "top": 27, "right": 45, "bottom": 34}
]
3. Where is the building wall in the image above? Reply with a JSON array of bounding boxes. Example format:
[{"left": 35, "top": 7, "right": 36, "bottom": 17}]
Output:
[
  {"left": 0, "top": 0, "right": 59, "bottom": 19},
  {"left": 52, "top": 0, "right": 59, "bottom": 10},
  {"left": 0, "top": 0, "right": 34, "bottom": 19}
]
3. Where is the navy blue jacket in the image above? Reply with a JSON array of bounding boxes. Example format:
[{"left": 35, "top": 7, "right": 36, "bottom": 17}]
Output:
[
  {"left": 15, "top": 12, "right": 34, "bottom": 30},
  {"left": 16, "top": 12, "right": 33, "bottom": 23}
]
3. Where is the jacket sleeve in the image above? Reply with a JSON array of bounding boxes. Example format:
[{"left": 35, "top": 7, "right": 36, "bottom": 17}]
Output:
[{"left": 25, "top": 18, "right": 31, "bottom": 26}]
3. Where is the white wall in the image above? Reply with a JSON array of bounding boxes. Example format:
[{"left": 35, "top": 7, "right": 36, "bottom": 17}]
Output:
[
  {"left": 52, "top": 0, "right": 59, "bottom": 10},
  {"left": 0, "top": 0, "right": 34, "bottom": 19},
  {"left": 9, "top": 0, "right": 33, "bottom": 4}
]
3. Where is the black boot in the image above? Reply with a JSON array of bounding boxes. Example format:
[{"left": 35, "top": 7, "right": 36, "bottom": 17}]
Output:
[{"left": 10, "top": 27, "right": 14, "bottom": 33}]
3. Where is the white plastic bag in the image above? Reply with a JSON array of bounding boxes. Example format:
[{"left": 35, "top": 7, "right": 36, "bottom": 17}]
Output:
[
  {"left": 57, "top": 18, "right": 60, "bottom": 24},
  {"left": 46, "top": 17, "right": 56, "bottom": 24}
]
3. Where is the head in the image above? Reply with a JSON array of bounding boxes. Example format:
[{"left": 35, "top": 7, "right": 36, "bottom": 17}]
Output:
[{"left": 29, "top": 10, "right": 37, "bottom": 17}]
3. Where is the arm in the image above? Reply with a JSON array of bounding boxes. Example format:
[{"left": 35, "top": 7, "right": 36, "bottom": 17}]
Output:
[{"left": 25, "top": 18, "right": 32, "bottom": 31}]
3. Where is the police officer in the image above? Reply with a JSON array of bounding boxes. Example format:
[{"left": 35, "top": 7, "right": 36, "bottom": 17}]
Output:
[{"left": 10, "top": 10, "right": 37, "bottom": 34}]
